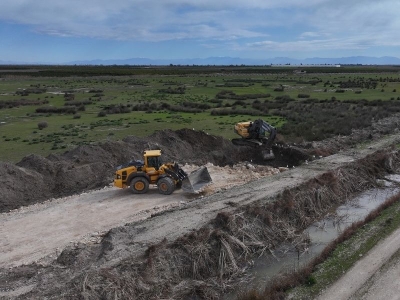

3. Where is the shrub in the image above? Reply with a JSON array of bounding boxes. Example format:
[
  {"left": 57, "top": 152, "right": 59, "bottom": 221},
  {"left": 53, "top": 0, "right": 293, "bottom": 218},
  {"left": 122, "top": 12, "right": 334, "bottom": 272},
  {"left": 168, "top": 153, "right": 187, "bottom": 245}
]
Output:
[
  {"left": 36, "top": 106, "right": 76, "bottom": 114},
  {"left": 38, "top": 121, "right": 48, "bottom": 130},
  {"left": 305, "top": 275, "right": 317, "bottom": 286}
]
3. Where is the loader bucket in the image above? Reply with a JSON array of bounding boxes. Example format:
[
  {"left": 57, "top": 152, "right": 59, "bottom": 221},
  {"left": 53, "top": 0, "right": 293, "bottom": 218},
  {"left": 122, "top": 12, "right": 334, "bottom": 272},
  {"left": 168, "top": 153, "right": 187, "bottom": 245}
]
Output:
[
  {"left": 262, "top": 149, "right": 275, "bottom": 161},
  {"left": 181, "top": 166, "right": 212, "bottom": 193}
]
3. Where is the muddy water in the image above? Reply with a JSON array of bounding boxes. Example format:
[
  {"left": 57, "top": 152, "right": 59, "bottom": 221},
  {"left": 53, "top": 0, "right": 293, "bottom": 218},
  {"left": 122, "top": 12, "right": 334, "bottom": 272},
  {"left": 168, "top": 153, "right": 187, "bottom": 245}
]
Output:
[{"left": 226, "top": 175, "right": 400, "bottom": 298}]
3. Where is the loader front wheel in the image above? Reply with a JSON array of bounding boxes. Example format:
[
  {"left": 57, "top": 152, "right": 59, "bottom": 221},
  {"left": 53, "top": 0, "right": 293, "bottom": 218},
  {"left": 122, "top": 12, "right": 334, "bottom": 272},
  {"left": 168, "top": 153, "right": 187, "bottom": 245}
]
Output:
[
  {"left": 130, "top": 177, "right": 149, "bottom": 194},
  {"left": 157, "top": 177, "right": 175, "bottom": 195}
]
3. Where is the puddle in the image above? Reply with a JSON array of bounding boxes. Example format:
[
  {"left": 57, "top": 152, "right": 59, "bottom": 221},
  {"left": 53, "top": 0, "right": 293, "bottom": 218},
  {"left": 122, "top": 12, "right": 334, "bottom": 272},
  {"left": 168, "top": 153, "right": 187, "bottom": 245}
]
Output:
[{"left": 225, "top": 175, "right": 400, "bottom": 298}]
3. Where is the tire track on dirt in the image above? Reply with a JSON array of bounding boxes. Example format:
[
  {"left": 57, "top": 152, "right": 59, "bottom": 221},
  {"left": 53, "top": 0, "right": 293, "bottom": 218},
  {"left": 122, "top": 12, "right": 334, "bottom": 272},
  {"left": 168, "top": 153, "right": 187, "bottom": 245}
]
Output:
[{"left": 316, "top": 226, "right": 400, "bottom": 300}]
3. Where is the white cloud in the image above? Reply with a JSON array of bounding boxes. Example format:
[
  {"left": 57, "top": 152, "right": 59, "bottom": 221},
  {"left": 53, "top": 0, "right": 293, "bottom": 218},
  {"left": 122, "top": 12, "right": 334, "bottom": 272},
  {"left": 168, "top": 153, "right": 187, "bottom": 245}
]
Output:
[
  {"left": 1, "top": 0, "right": 399, "bottom": 52},
  {"left": 299, "top": 32, "right": 329, "bottom": 39},
  {"left": 247, "top": 33, "right": 400, "bottom": 53}
]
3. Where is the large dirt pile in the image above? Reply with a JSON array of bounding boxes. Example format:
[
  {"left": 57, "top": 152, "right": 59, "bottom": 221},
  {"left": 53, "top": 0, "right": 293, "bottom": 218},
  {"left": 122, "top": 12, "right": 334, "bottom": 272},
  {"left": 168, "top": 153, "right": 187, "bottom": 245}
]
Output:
[
  {"left": 123, "top": 128, "right": 247, "bottom": 166},
  {"left": 3, "top": 111, "right": 400, "bottom": 213},
  {"left": 0, "top": 129, "right": 259, "bottom": 213}
]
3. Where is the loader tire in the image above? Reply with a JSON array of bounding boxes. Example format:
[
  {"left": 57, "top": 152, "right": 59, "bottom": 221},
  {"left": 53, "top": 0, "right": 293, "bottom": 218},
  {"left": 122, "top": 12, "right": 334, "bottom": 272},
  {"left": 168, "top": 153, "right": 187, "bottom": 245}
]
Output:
[
  {"left": 130, "top": 177, "right": 149, "bottom": 194},
  {"left": 157, "top": 177, "right": 175, "bottom": 195}
]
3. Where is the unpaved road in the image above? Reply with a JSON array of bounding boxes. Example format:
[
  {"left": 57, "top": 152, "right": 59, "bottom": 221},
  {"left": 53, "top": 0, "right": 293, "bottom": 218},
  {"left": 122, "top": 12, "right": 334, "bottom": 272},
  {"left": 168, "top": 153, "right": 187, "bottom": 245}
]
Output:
[
  {"left": 0, "top": 163, "right": 280, "bottom": 268},
  {"left": 317, "top": 226, "right": 400, "bottom": 300},
  {"left": 351, "top": 249, "right": 400, "bottom": 300},
  {"left": 0, "top": 186, "right": 188, "bottom": 267}
]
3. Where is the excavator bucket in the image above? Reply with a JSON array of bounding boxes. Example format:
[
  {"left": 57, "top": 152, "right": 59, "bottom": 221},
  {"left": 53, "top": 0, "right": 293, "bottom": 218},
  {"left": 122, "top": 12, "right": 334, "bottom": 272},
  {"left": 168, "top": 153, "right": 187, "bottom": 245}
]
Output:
[
  {"left": 181, "top": 166, "right": 212, "bottom": 193},
  {"left": 262, "top": 149, "right": 275, "bottom": 161}
]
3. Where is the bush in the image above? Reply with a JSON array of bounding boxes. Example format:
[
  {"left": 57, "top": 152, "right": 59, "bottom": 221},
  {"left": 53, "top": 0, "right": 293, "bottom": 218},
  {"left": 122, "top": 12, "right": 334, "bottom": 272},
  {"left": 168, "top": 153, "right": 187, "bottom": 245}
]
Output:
[
  {"left": 36, "top": 106, "right": 77, "bottom": 114},
  {"left": 305, "top": 275, "right": 317, "bottom": 286},
  {"left": 38, "top": 121, "right": 48, "bottom": 130}
]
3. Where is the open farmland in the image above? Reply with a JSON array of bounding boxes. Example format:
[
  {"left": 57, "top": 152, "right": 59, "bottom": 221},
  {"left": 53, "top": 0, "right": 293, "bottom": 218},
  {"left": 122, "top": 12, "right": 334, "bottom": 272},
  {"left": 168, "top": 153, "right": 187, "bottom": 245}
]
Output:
[{"left": 1, "top": 65, "right": 400, "bottom": 162}]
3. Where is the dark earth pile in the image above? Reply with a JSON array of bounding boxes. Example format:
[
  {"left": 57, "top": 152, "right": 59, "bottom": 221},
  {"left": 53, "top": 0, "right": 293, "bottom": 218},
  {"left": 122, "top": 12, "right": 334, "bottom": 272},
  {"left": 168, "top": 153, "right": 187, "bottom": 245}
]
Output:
[{"left": 1, "top": 129, "right": 295, "bottom": 213}]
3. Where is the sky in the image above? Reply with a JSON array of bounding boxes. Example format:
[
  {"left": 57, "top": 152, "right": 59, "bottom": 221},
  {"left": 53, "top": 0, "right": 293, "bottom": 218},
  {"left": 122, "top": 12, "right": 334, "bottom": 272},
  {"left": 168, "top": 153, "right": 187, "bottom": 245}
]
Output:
[{"left": 1, "top": 0, "right": 400, "bottom": 64}]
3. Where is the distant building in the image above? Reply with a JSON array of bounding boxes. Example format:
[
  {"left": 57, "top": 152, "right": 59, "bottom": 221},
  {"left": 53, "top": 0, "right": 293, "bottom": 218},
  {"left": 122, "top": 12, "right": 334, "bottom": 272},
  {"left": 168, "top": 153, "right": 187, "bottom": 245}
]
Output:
[{"left": 293, "top": 70, "right": 307, "bottom": 74}]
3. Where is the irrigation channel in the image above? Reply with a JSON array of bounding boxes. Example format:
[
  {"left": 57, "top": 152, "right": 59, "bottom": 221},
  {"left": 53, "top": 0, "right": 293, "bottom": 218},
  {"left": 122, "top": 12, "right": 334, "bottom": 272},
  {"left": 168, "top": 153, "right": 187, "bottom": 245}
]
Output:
[{"left": 225, "top": 174, "right": 400, "bottom": 298}]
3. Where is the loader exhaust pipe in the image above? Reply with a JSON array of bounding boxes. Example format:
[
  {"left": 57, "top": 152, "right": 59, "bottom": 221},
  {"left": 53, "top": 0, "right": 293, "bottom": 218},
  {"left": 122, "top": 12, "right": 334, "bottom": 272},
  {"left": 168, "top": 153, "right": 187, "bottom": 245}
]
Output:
[{"left": 181, "top": 166, "right": 212, "bottom": 193}]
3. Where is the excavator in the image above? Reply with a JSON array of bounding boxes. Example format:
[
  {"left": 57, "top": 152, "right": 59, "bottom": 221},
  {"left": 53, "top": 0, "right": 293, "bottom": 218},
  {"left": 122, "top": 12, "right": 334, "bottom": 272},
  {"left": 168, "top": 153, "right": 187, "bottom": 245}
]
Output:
[
  {"left": 232, "top": 119, "right": 277, "bottom": 160},
  {"left": 113, "top": 149, "right": 212, "bottom": 195}
]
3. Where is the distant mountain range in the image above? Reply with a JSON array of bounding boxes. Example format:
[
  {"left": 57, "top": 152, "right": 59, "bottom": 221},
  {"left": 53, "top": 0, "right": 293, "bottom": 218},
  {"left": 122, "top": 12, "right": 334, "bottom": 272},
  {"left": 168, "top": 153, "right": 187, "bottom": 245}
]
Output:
[
  {"left": 67, "top": 56, "right": 400, "bottom": 66},
  {"left": 1, "top": 56, "right": 400, "bottom": 66}
]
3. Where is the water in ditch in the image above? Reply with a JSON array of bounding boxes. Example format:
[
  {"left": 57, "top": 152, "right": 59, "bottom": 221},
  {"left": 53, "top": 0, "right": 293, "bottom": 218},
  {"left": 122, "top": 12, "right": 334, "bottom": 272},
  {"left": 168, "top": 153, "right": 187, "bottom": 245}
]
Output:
[{"left": 225, "top": 175, "right": 400, "bottom": 298}]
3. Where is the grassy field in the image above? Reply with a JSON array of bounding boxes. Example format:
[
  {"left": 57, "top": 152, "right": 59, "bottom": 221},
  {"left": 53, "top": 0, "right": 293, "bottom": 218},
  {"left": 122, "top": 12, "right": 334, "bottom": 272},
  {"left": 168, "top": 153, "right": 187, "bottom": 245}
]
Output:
[{"left": 1, "top": 65, "right": 400, "bottom": 162}]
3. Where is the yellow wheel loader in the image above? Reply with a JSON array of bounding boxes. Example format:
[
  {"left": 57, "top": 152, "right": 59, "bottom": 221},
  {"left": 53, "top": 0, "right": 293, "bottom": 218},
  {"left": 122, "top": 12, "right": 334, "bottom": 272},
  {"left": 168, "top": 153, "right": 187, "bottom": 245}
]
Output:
[
  {"left": 232, "top": 119, "right": 277, "bottom": 160},
  {"left": 113, "top": 150, "right": 212, "bottom": 195}
]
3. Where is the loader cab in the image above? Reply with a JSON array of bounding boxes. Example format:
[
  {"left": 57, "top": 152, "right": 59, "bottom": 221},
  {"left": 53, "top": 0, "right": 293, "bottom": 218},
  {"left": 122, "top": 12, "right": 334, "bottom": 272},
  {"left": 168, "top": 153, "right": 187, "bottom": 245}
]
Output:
[{"left": 143, "top": 150, "right": 162, "bottom": 170}]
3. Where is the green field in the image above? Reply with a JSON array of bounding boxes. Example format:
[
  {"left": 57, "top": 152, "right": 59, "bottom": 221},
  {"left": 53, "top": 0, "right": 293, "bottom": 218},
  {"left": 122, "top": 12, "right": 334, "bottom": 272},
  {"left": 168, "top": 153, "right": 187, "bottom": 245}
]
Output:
[{"left": 1, "top": 65, "right": 400, "bottom": 162}]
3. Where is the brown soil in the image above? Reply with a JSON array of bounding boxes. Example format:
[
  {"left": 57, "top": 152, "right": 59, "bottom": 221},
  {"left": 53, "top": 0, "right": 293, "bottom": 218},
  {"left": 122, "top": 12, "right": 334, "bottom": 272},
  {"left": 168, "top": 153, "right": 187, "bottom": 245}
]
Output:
[
  {"left": 1, "top": 114, "right": 400, "bottom": 299},
  {"left": 0, "top": 129, "right": 288, "bottom": 213}
]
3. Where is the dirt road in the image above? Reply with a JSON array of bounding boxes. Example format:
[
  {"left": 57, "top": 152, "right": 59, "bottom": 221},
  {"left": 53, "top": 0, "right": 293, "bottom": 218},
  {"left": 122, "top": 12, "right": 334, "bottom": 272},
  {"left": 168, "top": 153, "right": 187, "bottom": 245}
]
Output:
[
  {"left": 0, "top": 163, "right": 280, "bottom": 268},
  {"left": 0, "top": 143, "right": 384, "bottom": 269},
  {"left": 0, "top": 186, "right": 187, "bottom": 267},
  {"left": 316, "top": 226, "right": 400, "bottom": 300}
]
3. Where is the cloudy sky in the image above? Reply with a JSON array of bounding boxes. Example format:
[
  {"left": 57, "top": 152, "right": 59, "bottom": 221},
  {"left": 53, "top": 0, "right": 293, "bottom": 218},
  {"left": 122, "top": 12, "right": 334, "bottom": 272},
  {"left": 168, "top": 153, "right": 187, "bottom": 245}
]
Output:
[{"left": 1, "top": 0, "right": 399, "bottom": 63}]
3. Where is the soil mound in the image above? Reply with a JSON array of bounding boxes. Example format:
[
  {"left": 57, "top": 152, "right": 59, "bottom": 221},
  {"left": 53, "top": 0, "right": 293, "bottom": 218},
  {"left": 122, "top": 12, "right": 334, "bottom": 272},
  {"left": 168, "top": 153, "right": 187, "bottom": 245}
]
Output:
[
  {"left": 0, "top": 162, "right": 50, "bottom": 212},
  {"left": 0, "top": 129, "right": 264, "bottom": 213},
  {"left": 125, "top": 128, "right": 248, "bottom": 165},
  {"left": 4, "top": 111, "right": 399, "bottom": 214}
]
